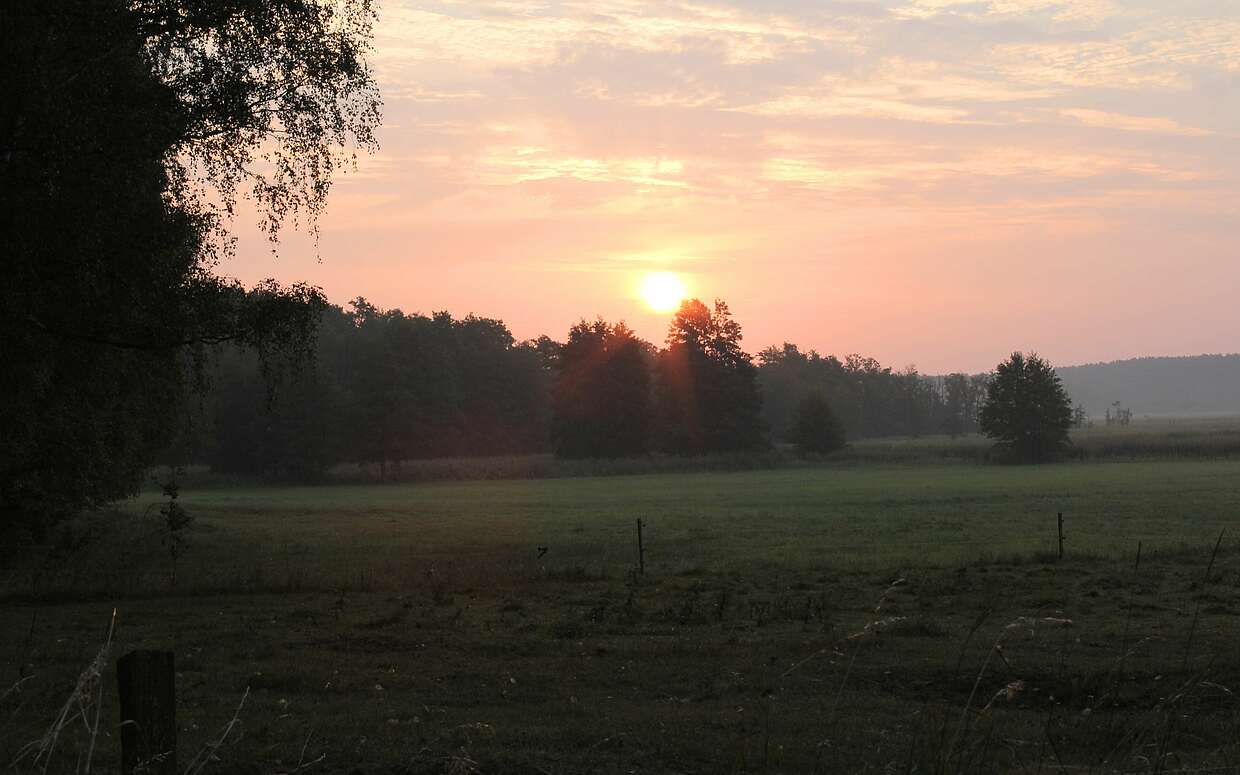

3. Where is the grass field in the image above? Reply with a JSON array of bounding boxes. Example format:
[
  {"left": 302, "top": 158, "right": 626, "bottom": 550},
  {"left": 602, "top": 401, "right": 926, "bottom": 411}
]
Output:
[{"left": 5, "top": 459, "right": 1240, "bottom": 772}]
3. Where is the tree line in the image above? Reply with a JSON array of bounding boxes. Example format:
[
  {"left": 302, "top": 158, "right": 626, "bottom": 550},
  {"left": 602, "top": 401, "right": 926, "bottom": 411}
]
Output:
[
  {"left": 192, "top": 300, "right": 552, "bottom": 480},
  {"left": 176, "top": 296, "right": 1017, "bottom": 479},
  {"left": 756, "top": 345, "right": 990, "bottom": 442}
]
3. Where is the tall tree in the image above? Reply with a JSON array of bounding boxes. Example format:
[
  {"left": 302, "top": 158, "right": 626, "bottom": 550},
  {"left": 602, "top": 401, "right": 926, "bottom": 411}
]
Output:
[
  {"left": 337, "top": 300, "right": 417, "bottom": 479},
  {"left": 551, "top": 320, "right": 653, "bottom": 458},
  {"left": 0, "top": 1, "right": 378, "bottom": 540},
  {"left": 941, "top": 373, "right": 974, "bottom": 438},
  {"left": 791, "top": 391, "right": 847, "bottom": 455},
  {"left": 979, "top": 352, "right": 1074, "bottom": 463},
  {"left": 657, "top": 299, "right": 765, "bottom": 454}
]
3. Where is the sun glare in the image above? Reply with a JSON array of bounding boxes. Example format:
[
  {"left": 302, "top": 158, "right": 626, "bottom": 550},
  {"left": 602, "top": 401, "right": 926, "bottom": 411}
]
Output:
[{"left": 640, "top": 272, "right": 686, "bottom": 313}]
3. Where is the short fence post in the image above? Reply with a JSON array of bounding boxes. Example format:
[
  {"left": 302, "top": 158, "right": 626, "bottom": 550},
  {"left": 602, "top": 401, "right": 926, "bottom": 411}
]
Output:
[
  {"left": 118, "top": 650, "right": 177, "bottom": 775},
  {"left": 636, "top": 518, "right": 645, "bottom": 575},
  {"left": 1057, "top": 513, "right": 1065, "bottom": 560}
]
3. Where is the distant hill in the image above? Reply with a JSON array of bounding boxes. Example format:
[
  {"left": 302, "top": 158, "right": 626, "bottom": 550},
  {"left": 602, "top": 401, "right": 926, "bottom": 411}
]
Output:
[{"left": 1055, "top": 354, "right": 1240, "bottom": 418}]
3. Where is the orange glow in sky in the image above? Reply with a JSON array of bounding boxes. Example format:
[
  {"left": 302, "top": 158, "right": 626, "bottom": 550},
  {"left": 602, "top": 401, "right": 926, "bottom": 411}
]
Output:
[
  {"left": 225, "top": 1, "right": 1240, "bottom": 373},
  {"left": 640, "top": 272, "right": 688, "bottom": 314}
]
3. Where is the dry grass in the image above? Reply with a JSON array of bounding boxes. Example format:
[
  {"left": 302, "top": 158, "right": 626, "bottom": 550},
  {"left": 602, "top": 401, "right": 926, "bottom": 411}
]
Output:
[{"left": 7, "top": 610, "right": 114, "bottom": 774}]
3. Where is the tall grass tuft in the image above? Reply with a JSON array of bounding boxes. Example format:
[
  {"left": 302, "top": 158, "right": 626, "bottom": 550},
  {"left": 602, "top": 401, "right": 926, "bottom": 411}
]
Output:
[{"left": 7, "top": 610, "right": 115, "bottom": 774}]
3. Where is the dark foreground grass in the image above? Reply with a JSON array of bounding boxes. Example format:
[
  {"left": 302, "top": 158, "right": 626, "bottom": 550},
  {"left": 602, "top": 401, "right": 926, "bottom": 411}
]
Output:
[{"left": 4, "top": 460, "right": 1240, "bottom": 773}]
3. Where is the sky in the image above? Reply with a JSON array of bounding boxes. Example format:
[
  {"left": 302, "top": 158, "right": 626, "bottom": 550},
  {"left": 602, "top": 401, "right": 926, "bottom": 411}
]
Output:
[{"left": 227, "top": 0, "right": 1240, "bottom": 374}]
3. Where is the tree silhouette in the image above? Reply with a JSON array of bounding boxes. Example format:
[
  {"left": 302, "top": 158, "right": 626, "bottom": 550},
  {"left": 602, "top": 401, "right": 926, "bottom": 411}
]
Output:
[
  {"left": 979, "top": 352, "right": 1074, "bottom": 463},
  {"left": 551, "top": 320, "right": 653, "bottom": 458},
  {"left": 657, "top": 299, "right": 765, "bottom": 454},
  {"left": 756, "top": 344, "right": 968, "bottom": 442},
  {"left": 791, "top": 391, "right": 846, "bottom": 455},
  {"left": 1, "top": 1, "right": 378, "bottom": 541},
  {"left": 202, "top": 302, "right": 550, "bottom": 480}
]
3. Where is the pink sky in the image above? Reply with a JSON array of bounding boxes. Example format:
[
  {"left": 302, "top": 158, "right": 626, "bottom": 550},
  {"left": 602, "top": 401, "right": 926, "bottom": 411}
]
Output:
[{"left": 226, "top": 0, "right": 1239, "bottom": 373}]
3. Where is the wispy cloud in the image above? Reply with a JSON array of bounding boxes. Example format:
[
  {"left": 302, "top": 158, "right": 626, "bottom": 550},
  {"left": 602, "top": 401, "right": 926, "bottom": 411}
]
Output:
[
  {"left": 1056, "top": 108, "right": 1214, "bottom": 137},
  {"left": 229, "top": 0, "right": 1240, "bottom": 371}
]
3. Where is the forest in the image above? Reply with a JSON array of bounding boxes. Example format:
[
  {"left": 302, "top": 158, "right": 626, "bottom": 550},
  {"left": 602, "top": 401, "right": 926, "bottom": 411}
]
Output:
[
  {"left": 172, "top": 296, "right": 991, "bottom": 480},
  {"left": 178, "top": 295, "right": 1240, "bottom": 482}
]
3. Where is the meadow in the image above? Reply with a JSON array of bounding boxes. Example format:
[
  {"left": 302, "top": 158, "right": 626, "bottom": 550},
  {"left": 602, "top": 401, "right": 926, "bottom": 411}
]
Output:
[
  {"left": 143, "top": 416, "right": 1240, "bottom": 491},
  {"left": 4, "top": 454, "right": 1240, "bottom": 772}
]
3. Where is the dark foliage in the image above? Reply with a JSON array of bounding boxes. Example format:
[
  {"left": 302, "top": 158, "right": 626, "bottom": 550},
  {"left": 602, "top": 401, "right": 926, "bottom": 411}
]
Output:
[
  {"left": 657, "top": 300, "right": 766, "bottom": 454},
  {"left": 551, "top": 320, "right": 653, "bottom": 459},
  {"left": 941, "top": 372, "right": 984, "bottom": 438},
  {"left": 979, "top": 352, "right": 1074, "bottom": 463},
  {"left": 191, "top": 302, "right": 1070, "bottom": 474},
  {"left": 791, "top": 391, "right": 847, "bottom": 455},
  {"left": 199, "top": 302, "right": 551, "bottom": 480},
  {"left": 757, "top": 344, "right": 987, "bottom": 443},
  {"left": 0, "top": 0, "right": 377, "bottom": 542}
]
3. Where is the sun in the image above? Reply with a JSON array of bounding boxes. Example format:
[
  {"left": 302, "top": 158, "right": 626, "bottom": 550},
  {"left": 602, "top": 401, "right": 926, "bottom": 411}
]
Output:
[{"left": 640, "top": 272, "right": 686, "bottom": 313}]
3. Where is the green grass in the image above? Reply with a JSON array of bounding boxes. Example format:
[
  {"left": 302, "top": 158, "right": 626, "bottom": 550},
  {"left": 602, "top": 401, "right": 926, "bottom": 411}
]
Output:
[
  {"left": 110, "top": 459, "right": 1240, "bottom": 591},
  {"left": 5, "top": 460, "right": 1240, "bottom": 772}
]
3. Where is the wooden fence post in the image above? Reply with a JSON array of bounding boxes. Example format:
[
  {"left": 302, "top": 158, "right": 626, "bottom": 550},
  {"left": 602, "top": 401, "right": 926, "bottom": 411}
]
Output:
[
  {"left": 636, "top": 518, "right": 645, "bottom": 575},
  {"left": 1057, "top": 513, "right": 1065, "bottom": 560},
  {"left": 118, "top": 650, "right": 177, "bottom": 775}
]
